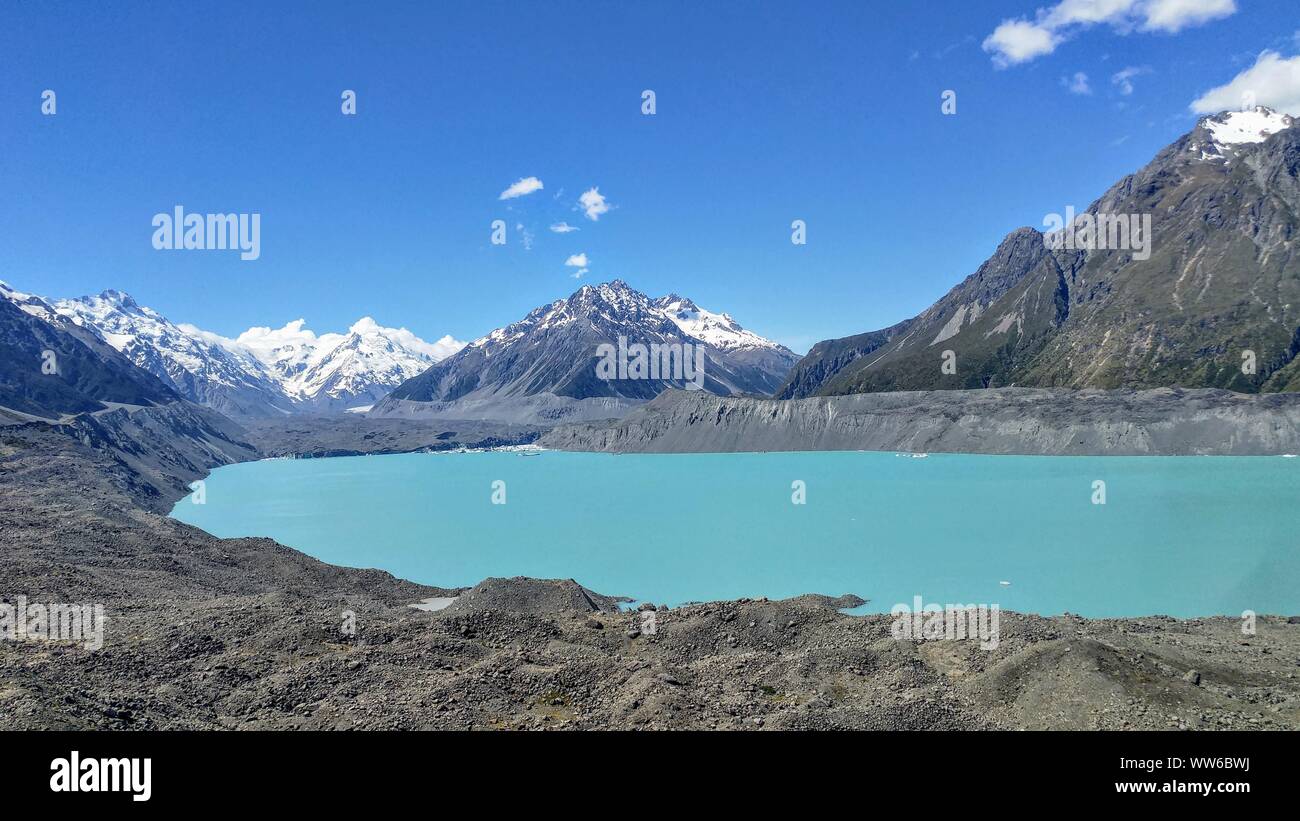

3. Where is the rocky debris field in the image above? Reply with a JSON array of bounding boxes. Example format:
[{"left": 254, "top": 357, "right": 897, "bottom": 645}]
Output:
[{"left": 1, "top": 422, "right": 1298, "bottom": 730}]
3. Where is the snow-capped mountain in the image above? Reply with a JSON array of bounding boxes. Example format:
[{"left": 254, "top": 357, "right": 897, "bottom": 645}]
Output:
[
  {"left": 186, "top": 316, "right": 464, "bottom": 411},
  {"left": 54, "top": 290, "right": 294, "bottom": 418},
  {"left": 374, "top": 280, "right": 799, "bottom": 418},
  {"left": 1187, "top": 106, "right": 1295, "bottom": 162},
  {"left": 3, "top": 282, "right": 464, "bottom": 417},
  {"left": 0, "top": 281, "right": 181, "bottom": 421},
  {"left": 248, "top": 317, "right": 465, "bottom": 411}
]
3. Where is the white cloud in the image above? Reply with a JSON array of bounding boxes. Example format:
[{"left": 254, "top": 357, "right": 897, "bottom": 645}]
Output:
[
  {"left": 1111, "top": 65, "right": 1151, "bottom": 95},
  {"left": 232, "top": 319, "right": 324, "bottom": 361},
  {"left": 564, "top": 252, "right": 589, "bottom": 268},
  {"left": 570, "top": 268, "right": 588, "bottom": 279},
  {"left": 1190, "top": 50, "right": 1300, "bottom": 115},
  {"left": 499, "top": 176, "right": 544, "bottom": 200},
  {"left": 549, "top": 221, "right": 579, "bottom": 233},
  {"left": 177, "top": 322, "right": 246, "bottom": 355},
  {"left": 579, "top": 187, "right": 611, "bottom": 221},
  {"left": 1063, "top": 71, "right": 1093, "bottom": 94},
  {"left": 1143, "top": 0, "right": 1236, "bottom": 33},
  {"left": 348, "top": 318, "right": 466, "bottom": 361},
  {"left": 984, "top": 0, "right": 1236, "bottom": 67},
  {"left": 182, "top": 318, "right": 464, "bottom": 371},
  {"left": 399, "top": 331, "right": 465, "bottom": 361},
  {"left": 984, "top": 20, "right": 1058, "bottom": 67}
]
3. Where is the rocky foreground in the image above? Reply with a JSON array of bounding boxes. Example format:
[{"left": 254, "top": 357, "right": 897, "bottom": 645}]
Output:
[
  {"left": 541, "top": 387, "right": 1300, "bottom": 455},
  {"left": 1, "top": 413, "right": 1298, "bottom": 730}
]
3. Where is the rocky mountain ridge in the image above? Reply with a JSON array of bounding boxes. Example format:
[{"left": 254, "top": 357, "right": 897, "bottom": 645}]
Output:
[{"left": 778, "top": 107, "right": 1300, "bottom": 399}]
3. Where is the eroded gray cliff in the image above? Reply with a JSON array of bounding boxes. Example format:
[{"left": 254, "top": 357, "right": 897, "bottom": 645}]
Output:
[{"left": 540, "top": 388, "right": 1300, "bottom": 456}]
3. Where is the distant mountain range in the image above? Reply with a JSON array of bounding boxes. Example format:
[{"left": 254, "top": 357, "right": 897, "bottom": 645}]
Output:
[
  {"left": 779, "top": 107, "right": 1300, "bottom": 398},
  {"left": 0, "top": 278, "right": 795, "bottom": 424},
  {"left": 370, "top": 280, "right": 800, "bottom": 423},
  {"left": 6, "top": 107, "right": 1299, "bottom": 431},
  {"left": 0, "top": 282, "right": 464, "bottom": 417}
]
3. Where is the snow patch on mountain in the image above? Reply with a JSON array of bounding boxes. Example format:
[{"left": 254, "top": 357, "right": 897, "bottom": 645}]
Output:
[
  {"left": 652, "top": 294, "right": 781, "bottom": 352},
  {"left": 1191, "top": 107, "right": 1295, "bottom": 161},
  {"left": 54, "top": 290, "right": 272, "bottom": 389},
  {"left": 1204, "top": 107, "right": 1294, "bottom": 145},
  {"left": 0, "top": 281, "right": 61, "bottom": 322}
]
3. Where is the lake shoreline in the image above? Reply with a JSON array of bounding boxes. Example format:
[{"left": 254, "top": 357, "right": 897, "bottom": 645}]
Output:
[{"left": 4, "top": 413, "right": 1300, "bottom": 730}]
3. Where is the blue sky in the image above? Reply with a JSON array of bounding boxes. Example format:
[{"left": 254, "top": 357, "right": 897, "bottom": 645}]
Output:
[{"left": 2, "top": 0, "right": 1297, "bottom": 353}]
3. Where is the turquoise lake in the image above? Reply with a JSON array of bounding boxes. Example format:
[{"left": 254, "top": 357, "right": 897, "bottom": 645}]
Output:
[{"left": 169, "top": 450, "right": 1300, "bottom": 618}]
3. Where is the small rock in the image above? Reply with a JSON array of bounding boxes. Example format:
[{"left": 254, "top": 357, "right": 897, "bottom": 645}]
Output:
[{"left": 1183, "top": 669, "right": 1202, "bottom": 686}]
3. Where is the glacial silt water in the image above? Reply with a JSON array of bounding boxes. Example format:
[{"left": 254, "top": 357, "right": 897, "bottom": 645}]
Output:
[{"left": 170, "top": 450, "right": 1300, "bottom": 617}]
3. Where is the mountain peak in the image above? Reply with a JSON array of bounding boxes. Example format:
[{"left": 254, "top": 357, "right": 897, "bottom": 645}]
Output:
[
  {"left": 1199, "top": 106, "right": 1294, "bottom": 146},
  {"left": 564, "top": 280, "right": 650, "bottom": 317},
  {"left": 588, "top": 279, "right": 637, "bottom": 299},
  {"left": 404, "top": 281, "right": 798, "bottom": 405},
  {"left": 98, "top": 289, "right": 140, "bottom": 309},
  {"left": 576, "top": 279, "right": 632, "bottom": 291},
  {"left": 782, "top": 100, "right": 1300, "bottom": 399},
  {"left": 655, "top": 293, "right": 698, "bottom": 312},
  {"left": 1189, "top": 106, "right": 1295, "bottom": 161}
]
